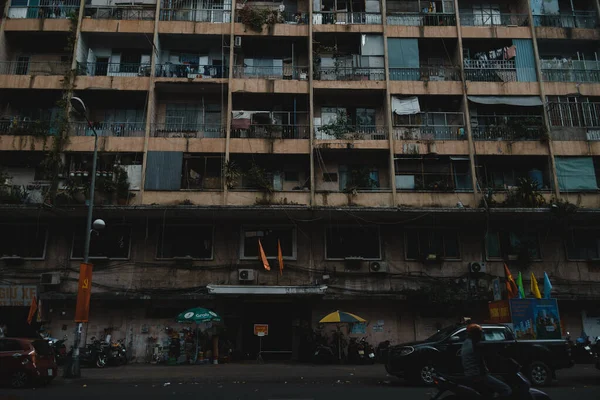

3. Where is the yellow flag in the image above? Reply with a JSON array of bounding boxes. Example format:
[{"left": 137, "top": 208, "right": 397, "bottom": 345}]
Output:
[
  {"left": 277, "top": 240, "right": 284, "bottom": 276},
  {"left": 258, "top": 239, "right": 271, "bottom": 271},
  {"left": 530, "top": 272, "right": 542, "bottom": 299}
]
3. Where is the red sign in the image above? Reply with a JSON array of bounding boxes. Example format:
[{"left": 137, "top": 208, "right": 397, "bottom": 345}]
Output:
[
  {"left": 254, "top": 324, "right": 269, "bottom": 336},
  {"left": 74, "top": 263, "right": 93, "bottom": 322},
  {"left": 488, "top": 300, "right": 511, "bottom": 323}
]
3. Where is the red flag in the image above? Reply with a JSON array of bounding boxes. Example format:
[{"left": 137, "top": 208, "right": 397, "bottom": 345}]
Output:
[
  {"left": 277, "top": 240, "right": 284, "bottom": 276},
  {"left": 504, "top": 264, "right": 519, "bottom": 299},
  {"left": 27, "top": 295, "right": 38, "bottom": 325},
  {"left": 258, "top": 239, "right": 271, "bottom": 271}
]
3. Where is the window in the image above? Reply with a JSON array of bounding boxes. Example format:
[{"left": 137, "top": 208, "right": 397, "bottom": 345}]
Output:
[
  {"left": 485, "top": 231, "right": 540, "bottom": 261},
  {"left": 405, "top": 229, "right": 460, "bottom": 260},
  {"left": 71, "top": 225, "right": 131, "bottom": 259},
  {"left": 566, "top": 230, "right": 600, "bottom": 261},
  {"left": 241, "top": 227, "right": 295, "bottom": 260},
  {"left": 395, "top": 158, "right": 459, "bottom": 191},
  {"left": 15, "top": 56, "right": 30, "bottom": 75},
  {"left": 120, "top": 52, "right": 141, "bottom": 73},
  {"left": 448, "top": 329, "right": 468, "bottom": 343},
  {"left": 483, "top": 328, "right": 508, "bottom": 342},
  {"left": 157, "top": 225, "right": 213, "bottom": 259},
  {"left": 285, "top": 171, "right": 299, "bottom": 182},
  {"left": 181, "top": 155, "right": 222, "bottom": 190},
  {"left": 0, "top": 224, "right": 47, "bottom": 259},
  {"left": 325, "top": 225, "right": 381, "bottom": 260},
  {"left": 323, "top": 173, "right": 338, "bottom": 182}
]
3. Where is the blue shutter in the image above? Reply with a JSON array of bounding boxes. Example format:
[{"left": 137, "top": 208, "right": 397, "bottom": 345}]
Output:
[
  {"left": 144, "top": 151, "right": 183, "bottom": 190},
  {"left": 555, "top": 157, "right": 598, "bottom": 191},
  {"left": 512, "top": 39, "right": 537, "bottom": 82},
  {"left": 387, "top": 38, "right": 420, "bottom": 81}
]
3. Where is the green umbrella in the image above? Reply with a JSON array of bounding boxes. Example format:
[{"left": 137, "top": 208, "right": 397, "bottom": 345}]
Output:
[{"left": 176, "top": 307, "right": 221, "bottom": 364}]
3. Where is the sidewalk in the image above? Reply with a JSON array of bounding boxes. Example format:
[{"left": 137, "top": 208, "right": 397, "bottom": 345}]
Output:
[{"left": 59, "top": 363, "right": 388, "bottom": 384}]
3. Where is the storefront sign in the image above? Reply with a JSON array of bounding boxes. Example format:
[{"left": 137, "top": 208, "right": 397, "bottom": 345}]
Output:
[
  {"left": 254, "top": 324, "right": 269, "bottom": 336},
  {"left": 0, "top": 285, "right": 37, "bottom": 306},
  {"left": 509, "top": 298, "right": 562, "bottom": 340},
  {"left": 489, "top": 300, "right": 511, "bottom": 324}
]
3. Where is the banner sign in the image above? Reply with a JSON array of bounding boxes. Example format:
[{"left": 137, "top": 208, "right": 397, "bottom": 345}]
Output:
[
  {"left": 509, "top": 298, "right": 561, "bottom": 340},
  {"left": 254, "top": 324, "right": 269, "bottom": 336},
  {"left": 489, "top": 300, "right": 511, "bottom": 323},
  {"left": 0, "top": 285, "right": 37, "bottom": 306},
  {"left": 74, "top": 263, "right": 93, "bottom": 322}
]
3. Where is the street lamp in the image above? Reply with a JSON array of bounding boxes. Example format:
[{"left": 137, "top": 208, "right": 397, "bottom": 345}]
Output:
[{"left": 64, "top": 96, "right": 105, "bottom": 378}]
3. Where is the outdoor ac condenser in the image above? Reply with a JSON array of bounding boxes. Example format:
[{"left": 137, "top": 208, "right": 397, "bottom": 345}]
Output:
[{"left": 238, "top": 269, "right": 255, "bottom": 282}]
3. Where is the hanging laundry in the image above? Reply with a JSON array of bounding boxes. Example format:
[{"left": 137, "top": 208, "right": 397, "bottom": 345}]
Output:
[{"left": 505, "top": 45, "right": 517, "bottom": 60}]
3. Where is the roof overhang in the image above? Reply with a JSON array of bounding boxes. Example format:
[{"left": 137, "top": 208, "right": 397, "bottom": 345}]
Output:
[{"left": 206, "top": 284, "right": 328, "bottom": 296}]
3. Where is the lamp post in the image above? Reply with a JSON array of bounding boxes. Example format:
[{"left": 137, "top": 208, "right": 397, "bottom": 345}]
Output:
[{"left": 64, "top": 96, "right": 105, "bottom": 378}]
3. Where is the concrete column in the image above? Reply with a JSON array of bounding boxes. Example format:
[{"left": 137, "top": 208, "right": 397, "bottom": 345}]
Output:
[
  {"left": 525, "top": 4, "right": 561, "bottom": 199},
  {"left": 308, "top": 4, "right": 315, "bottom": 206},
  {"left": 224, "top": 0, "right": 237, "bottom": 206},
  {"left": 381, "top": 0, "right": 397, "bottom": 207},
  {"left": 595, "top": 0, "right": 600, "bottom": 21},
  {"left": 70, "top": 0, "right": 87, "bottom": 71},
  {"left": 453, "top": 0, "right": 479, "bottom": 206}
]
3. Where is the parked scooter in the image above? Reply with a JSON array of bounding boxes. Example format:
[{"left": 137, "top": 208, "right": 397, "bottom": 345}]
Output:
[
  {"left": 67, "top": 336, "right": 108, "bottom": 368},
  {"left": 360, "top": 337, "right": 375, "bottom": 364},
  {"left": 47, "top": 335, "right": 68, "bottom": 366},
  {"left": 107, "top": 339, "right": 128, "bottom": 366},
  {"left": 430, "top": 359, "right": 551, "bottom": 400}
]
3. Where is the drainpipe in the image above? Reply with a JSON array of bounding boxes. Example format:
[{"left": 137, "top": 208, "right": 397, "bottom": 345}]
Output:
[
  {"left": 224, "top": 0, "right": 237, "bottom": 205},
  {"left": 381, "top": 0, "right": 397, "bottom": 207}
]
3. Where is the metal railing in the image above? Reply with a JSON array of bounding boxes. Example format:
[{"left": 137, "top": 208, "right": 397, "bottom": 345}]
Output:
[
  {"left": 541, "top": 68, "right": 600, "bottom": 83},
  {"left": 71, "top": 122, "right": 146, "bottom": 137},
  {"left": 0, "top": 120, "right": 58, "bottom": 136},
  {"left": 84, "top": 6, "right": 156, "bottom": 20},
  {"left": 389, "top": 65, "right": 460, "bottom": 81},
  {"left": 463, "top": 59, "right": 517, "bottom": 82},
  {"left": 312, "top": 12, "right": 382, "bottom": 25},
  {"left": 548, "top": 102, "right": 600, "bottom": 129},
  {"left": 231, "top": 124, "right": 310, "bottom": 139},
  {"left": 460, "top": 12, "right": 529, "bottom": 27},
  {"left": 151, "top": 123, "right": 225, "bottom": 138},
  {"left": 233, "top": 65, "right": 309, "bottom": 80},
  {"left": 533, "top": 12, "right": 598, "bottom": 29},
  {"left": 77, "top": 62, "right": 152, "bottom": 77},
  {"left": 155, "top": 63, "right": 228, "bottom": 78},
  {"left": 314, "top": 125, "right": 388, "bottom": 140},
  {"left": 235, "top": 10, "right": 308, "bottom": 24},
  {"left": 471, "top": 115, "right": 545, "bottom": 140},
  {"left": 392, "top": 112, "right": 466, "bottom": 140},
  {"left": 395, "top": 172, "right": 472, "bottom": 192},
  {"left": 315, "top": 66, "right": 385, "bottom": 81},
  {"left": 159, "top": 8, "right": 231, "bottom": 23},
  {"left": 8, "top": 5, "right": 79, "bottom": 19},
  {"left": 0, "top": 61, "right": 70, "bottom": 76},
  {"left": 386, "top": 12, "right": 456, "bottom": 26}
]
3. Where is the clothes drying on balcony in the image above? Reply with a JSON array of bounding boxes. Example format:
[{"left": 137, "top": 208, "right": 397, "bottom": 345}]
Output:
[{"left": 391, "top": 97, "right": 420, "bottom": 115}]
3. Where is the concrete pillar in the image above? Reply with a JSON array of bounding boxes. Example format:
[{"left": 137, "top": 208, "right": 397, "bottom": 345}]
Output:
[
  {"left": 308, "top": 3, "right": 315, "bottom": 206},
  {"left": 381, "top": 0, "right": 397, "bottom": 207},
  {"left": 223, "top": 0, "right": 237, "bottom": 206}
]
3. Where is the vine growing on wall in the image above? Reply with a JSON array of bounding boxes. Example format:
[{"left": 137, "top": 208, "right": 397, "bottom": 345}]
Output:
[{"left": 238, "top": 5, "right": 281, "bottom": 33}]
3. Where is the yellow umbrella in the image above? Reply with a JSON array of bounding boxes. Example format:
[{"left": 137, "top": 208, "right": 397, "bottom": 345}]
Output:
[{"left": 319, "top": 311, "right": 367, "bottom": 361}]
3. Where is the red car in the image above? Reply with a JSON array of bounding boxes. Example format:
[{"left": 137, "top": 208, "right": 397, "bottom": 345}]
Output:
[{"left": 0, "top": 337, "right": 58, "bottom": 388}]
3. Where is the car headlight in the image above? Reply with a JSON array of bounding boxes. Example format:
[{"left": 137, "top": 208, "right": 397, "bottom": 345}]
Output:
[{"left": 399, "top": 346, "right": 414, "bottom": 356}]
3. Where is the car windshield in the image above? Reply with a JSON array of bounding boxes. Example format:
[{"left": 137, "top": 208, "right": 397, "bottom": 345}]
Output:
[{"left": 426, "top": 325, "right": 458, "bottom": 342}]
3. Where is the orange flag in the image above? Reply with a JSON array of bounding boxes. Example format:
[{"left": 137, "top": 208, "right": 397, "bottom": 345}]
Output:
[
  {"left": 277, "top": 240, "right": 284, "bottom": 276},
  {"left": 27, "top": 295, "right": 38, "bottom": 325},
  {"left": 258, "top": 239, "right": 271, "bottom": 271},
  {"left": 504, "top": 264, "right": 519, "bottom": 299}
]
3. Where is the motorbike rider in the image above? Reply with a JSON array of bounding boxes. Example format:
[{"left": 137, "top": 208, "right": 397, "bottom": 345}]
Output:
[{"left": 461, "top": 323, "right": 512, "bottom": 398}]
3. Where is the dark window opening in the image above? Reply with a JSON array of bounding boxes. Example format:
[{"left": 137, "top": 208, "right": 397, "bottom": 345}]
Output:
[
  {"left": 0, "top": 224, "right": 47, "bottom": 259},
  {"left": 485, "top": 231, "right": 540, "bottom": 261},
  {"left": 566, "top": 230, "right": 600, "bottom": 261},
  {"left": 119, "top": 53, "right": 142, "bottom": 73},
  {"left": 405, "top": 229, "right": 460, "bottom": 260},
  {"left": 71, "top": 224, "right": 131, "bottom": 259},
  {"left": 157, "top": 225, "right": 213, "bottom": 259},
  {"left": 242, "top": 227, "right": 294, "bottom": 259},
  {"left": 323, "top": 173, "right": 338, "bottom": 182},
  {"left": 285, "top": 171, "right": 299, "bottom": 182},
  {"left": 182, "top": 155, "right": 222, "bottom": 190},
  {"left": 325, "top": 225, "right": 381, "bottom": 259}
]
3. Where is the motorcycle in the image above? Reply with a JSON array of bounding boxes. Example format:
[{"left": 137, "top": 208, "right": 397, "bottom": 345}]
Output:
[
  {"left": 430, "top": 359, "right": 550, "bottom": 400},
  {"left": 67, "top": 336, "right": 108, "bottom": 368},
  {"left": 313, "top": 343, "right": 336, "bottom": 364},
  {"left": 107, "top": 339, "right": 128, "bottom": 366},
  {"left": 359, "top": 337, "right": 375, "bottom": 364},
  {"left": 47, "top": 335, "right": 68, "bottom": 366},
  {"left": 568, "top": 334, "right": 597, "bottom": 364}
]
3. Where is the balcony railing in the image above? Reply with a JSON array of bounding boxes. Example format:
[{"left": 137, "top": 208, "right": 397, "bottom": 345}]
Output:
[
  {"left": 386, "top": 12, "right": 456, "bottom": 26},
  {"left": 313, "top": 12, "right": 382, "bottom": 25},
  {"left": 393, "top": 112, "right": 466, "bottom": 140},
  {"left": 84, "top": 6, "right": 156, "bottom": 20},
  {"left": 0, "top": 61, "right": 70, "bottom": 76},
  {"left": 460, "top": 12, "right": 529, "bottom": 27},
  {"left": 159, "top": 8, "right": 231, "bottom": 23},
  {"left": 0, "top": 120, "right": 58, "bottom": 136},
  {"left": 231, "top": 124, "right": 309, "bottom": 139},
  {"left": 71, "top": 122, "right": 146, "bottom": 137},
  {"left": 533, "top": 12, "right": 598, "bottom": 29},
  {"left": 389, "top": 65, "right": 460, "bottom": 81},
  {"left": 233, "top": 66, "right": 309, "bottom": 80},
  {"left": 471, "top": 115, "right": 545, "bottom": 140},
  {"left": 77, "top": 62, "right": 152, "bottom": 77},
  {"left": 8, "top": 5, "right": 79, "bottom": 19},
  {"left": 548, "top": 102, "right": 600, "bottom": 130},
  {"left": 463, "top": 59, "right": 517, "bottom": 82},
  {"left": 151, "top": 123, "right": 225, "bottom": 138},
  {"left": 395, "top": 172, "right": 472, "bottom": 192},
  {"left": 235, "top": 11, "right": 308, "bottom": 24},
  {"left": 314, "top": 125, "right": 388, "bottom": 140},
  {"left": 155, "top": 63, "right": 227, "bottom": 78},
  {"left": 315, "top": 66, "right": 385, "bottom": 81},
  {"left": 542, "top": 68, "right": 600, "bottom": 83}
]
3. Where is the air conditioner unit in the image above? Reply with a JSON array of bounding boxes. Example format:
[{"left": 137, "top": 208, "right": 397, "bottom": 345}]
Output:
[
  {"left": 234, "top": 36, "right": 242, "bottom": 47},
  {"left": 369, "top": 261, "right": 388, "bottom": 273},
  {"left": 40, "top": 272, "right": 61, "bottom": 285},
  {"left": 238, "top": 269, "right": 255, "bottom": 282},
  {"left": 468, "top": 262, "right": 486, "bottom": 274}
]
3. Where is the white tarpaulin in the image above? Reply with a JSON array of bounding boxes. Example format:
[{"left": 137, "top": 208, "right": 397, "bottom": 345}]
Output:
[
  {"left": 467, "top": 96, "right": 543, "bottom": 107},
  {"left": 392, "top": 96, "right": 420, "bottom": 115}
]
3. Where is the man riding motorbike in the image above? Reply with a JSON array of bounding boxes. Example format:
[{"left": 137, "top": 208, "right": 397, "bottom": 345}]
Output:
[{"left": 461, "top": 323, "right": 512, "bottom": 398}]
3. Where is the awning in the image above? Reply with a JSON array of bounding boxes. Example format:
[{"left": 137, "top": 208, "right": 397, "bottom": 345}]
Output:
[
  {"left": 206, "top": 285, "right": 328, "bottom": 296},
  {"left": 467, "top": 96, "right": 543, "bottom": 107}
]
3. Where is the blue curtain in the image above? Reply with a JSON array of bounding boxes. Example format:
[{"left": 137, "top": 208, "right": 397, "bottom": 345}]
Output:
[
  {"left": 387, "top": 38, "right": 420, "bottom": 81},
  {"left": 144, "top": 151, "right": 183, "bottom": 190},
  {"left": 555, "top": 157, "right": 598, "bottom": 191},
  {"left": 512, "top": 39, "right": 537, "bottom": 82}
]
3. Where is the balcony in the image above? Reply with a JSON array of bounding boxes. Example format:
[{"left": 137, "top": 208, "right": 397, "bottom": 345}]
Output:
[
  {"left": 389, "top": 65, "right": 460, "bottom": 82},
  {"left": 233, "top": 65, "right": 308, "bottom": 80},
  {"left": 315, "top": 66, "right": 384, "bottom": 81},
  {"left": 84, "top": 6, "right": 156, "bottom": 20},
  {"left": 394, "top": 156, "right": 472, "bottom": 193},
  {"left": 541, "top": 60, "right": 600, "bottom": 84},
  {"left": 151, "top": 123, "right": 225, "bottom": 139},
  {"left": 548, "top": 101, "right": 600, "bottom": 142},
  {"left": 315, "top": 125, "right": 387, "bottom": 140},
  {"left": 155, "top": 63, "right": 228, "bottom": 79},
  {"left": 7, "top": 5, "right": 79, "bottom": 19},
  {"left": 386, "top": 12, "right": 456, "bottom": 26},
  {"left": 0, "top": 120, "right": 57, "bottom": 136},
  {"left": 460, "top": 12, "right": 528, "bottom": 27},
  {"left": 393, "top": 112, "right": 466, "bottom": 141},
  {"left": 313, "top": 11, "right": 382, "bottom": 25},
  {"left": 77, "top": 62, "right": 152, "bottom": 77},
  {"left": 464, "top": 59, "right": 517, "bottom": 82},
  {"left": 231, "top": 124, "right": 309, "bottom": 139},
  {"left": 159, "top": 8, "right": 231, "bottom": 23},
  {"left": 533, "top": 12, "right": 598, "bottom": 29},
  {"left": 71, "top": 122, "right": 146, "bottom": 137},
  {"left": 0, "top": 60, "right": 70, "bottom": 76},
  {"left": 471, "top": 115, "right": 545, "bottom": 141}
]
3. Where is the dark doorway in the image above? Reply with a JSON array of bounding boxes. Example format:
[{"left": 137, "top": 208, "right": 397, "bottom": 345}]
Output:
[{"left": 95, "top": 57, "right": 109, "bottom": 76}]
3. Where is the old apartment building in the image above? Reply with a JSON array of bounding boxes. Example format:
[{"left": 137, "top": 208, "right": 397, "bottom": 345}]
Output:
[{"left": 1, "top": 0, "right": 600, "bottom": 360}]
